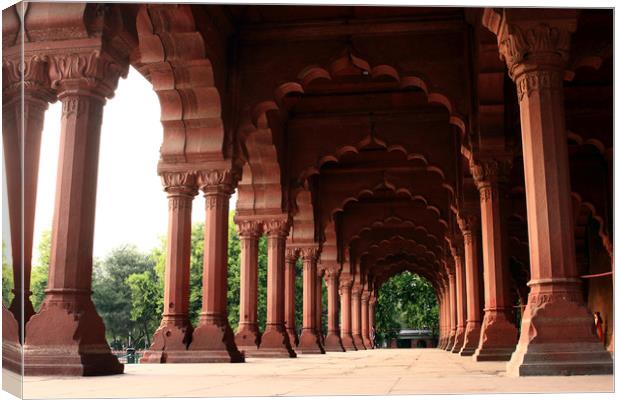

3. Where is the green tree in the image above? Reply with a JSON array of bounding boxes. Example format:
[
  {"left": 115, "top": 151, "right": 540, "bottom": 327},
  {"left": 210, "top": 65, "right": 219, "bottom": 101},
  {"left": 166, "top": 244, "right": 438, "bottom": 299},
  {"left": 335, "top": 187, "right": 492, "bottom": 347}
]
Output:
[
  {"left": 30, "top": 230, "right": 51, "bottom": 311},
  {"left": 2, "top": 241, "right": 14, "bottom": 307},
  {"left": 375, "top": 271, "right": 438, "bottom": 345},
  {"left": 126, "top": 268, "right": 163, "bottom": 348}
]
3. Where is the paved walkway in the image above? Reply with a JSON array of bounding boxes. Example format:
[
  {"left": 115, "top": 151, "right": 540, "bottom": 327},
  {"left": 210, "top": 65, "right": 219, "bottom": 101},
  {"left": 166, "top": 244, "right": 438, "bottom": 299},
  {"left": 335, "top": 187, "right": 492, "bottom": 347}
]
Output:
[{"left": 9, "top": 349, "right": 614, "bottom": 398}]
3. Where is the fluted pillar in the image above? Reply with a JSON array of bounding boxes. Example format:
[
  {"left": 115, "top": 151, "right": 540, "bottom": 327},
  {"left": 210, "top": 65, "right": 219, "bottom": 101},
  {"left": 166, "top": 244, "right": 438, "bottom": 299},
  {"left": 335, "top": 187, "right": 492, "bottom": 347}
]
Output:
[
  {"left": 445, "top": 267, "right": 457, "bottom": 351},
  {"left": 470, "top": 159, "right": 518, "bottom": 361},
  {"left": 234, "top": 220, "right": 262, "bottom": 352},
  {"left": 189, "top": 170, "right": 243, "bottom": 362},
  {"left": 339, "top": 275, "right": 357, "bottom": 350},
  {"left": 483, "top": 8, "right": 612, "bottom": 375},
  {"left": 24, "top": 50, "right": 126, "bottom": 376},
  {"left": 459, "top": 214, "right": 482, "bottom": 356},
  {"left": 324, "top": 268, "right": 345, "bottom": 351},
  {"left": 351, "top": 284, "right": 366, "bottom": 350},
  {"left": 451, "top": 245, "right": 467, "bottom": 353},
  {"left": 142, "top": 173, "right": 197, "bottom": 363},
  {"left": 284, "top": 249, "right": 299, "bottom": 347},
  {"left": 256, "top": 219, "right": 296, "bottom": 358},
  {"left": 298, "top": 247, "right": 324, "bottom": 354}
]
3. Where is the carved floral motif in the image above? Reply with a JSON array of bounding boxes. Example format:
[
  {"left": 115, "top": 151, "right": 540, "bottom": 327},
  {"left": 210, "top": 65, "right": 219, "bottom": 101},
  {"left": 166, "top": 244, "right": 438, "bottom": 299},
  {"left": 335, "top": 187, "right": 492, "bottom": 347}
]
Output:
[
  {"left": 236, "top": 220, "right": 262, "bottom": 238},
  {"left": 263, "top": 218, "right": 289, "bottom": 237}
]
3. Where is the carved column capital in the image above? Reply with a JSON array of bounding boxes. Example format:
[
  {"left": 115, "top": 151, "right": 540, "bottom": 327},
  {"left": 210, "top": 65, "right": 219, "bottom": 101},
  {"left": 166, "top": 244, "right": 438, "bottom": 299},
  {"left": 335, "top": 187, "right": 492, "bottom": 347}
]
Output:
[
  {"left": 339, "top": 273, "right": 353, "bottom": 290},
  {"left": 160, "top": 171, "right": 198, "bottom": 197},
  {"left": 236, "top": 220, "right": 262, "bottom": 239},
  {"left": 361, "top": 291, "right": 370, "bottom": 302},
  {"left": 482, "top": 9, "right": 577, "bottom": 80},
  {"left": 324, "top": 267, "right": 340, "bottom": 283},
  {"left": 457, "top": 214, "right": 479, "bottom": 244},
  {"left": 263, "top": 218, "right": 290, "bottom": 238},
  {"left": 285, "top": 247, "right": 299, "bottom": 262},
  {"left": 2, "top": 55, "right": 55, "bottom": 104},
  {"left": 197, "top": 169, "right": 238, "bottom": 196},
  {"left": 300, "top": 246, "right": 319, "bottom": 262},
  {"left": 48, "top": 50, "right": 128, "bottom": 99}
]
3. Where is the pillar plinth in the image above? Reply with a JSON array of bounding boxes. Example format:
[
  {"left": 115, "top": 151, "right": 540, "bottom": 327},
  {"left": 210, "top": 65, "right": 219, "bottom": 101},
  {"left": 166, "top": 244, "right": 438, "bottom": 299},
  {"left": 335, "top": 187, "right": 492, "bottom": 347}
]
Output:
[
  {"left": 298, "top": 247, "right": 325, "bottom": 354},
  {"left": 284, "top": 249, "right": 299, "bottom": 347},
  {"left": 324, "top": 269, "right": 345, "bottom": 351},
  {"left": 3, "top": 55, "right": 55, "bottom": 330},
  {"left": 24, "top": 52, "right": 126, "bottom": 376},
  {"left": 451, "top": 246, "right": 467, "bottom": 353},
  {"left": 483, "top": 8, "right": 612, "bottom": 375},
  {"left": 188, "top": 170, "right": 244, "bottom": 363},
  {"left": 142, "top": 173, "right": 197, "bottom": 363},
  {"left": 234, "top": 220, "right": 262, "bottom": 354},
  {"left": 2, "top": 305, "right": 21, "bottom": 373},
  {"left": 459, "top": 215, "right": 482, "bottom": 356},
  {"left": 470, "top": 160, "right": 517, "bottom": 361},
  {"left": 339, "top": 276, "right": 357, "bottom": 351},
  {"left": 351, "top": 285, "right": 366, "bottom": 350},
  {"left": 256, "top": 220, "right": 296, "bottom": 358},
  {"left": 361, "top": 291, "right": 371, "bottom": 349}
]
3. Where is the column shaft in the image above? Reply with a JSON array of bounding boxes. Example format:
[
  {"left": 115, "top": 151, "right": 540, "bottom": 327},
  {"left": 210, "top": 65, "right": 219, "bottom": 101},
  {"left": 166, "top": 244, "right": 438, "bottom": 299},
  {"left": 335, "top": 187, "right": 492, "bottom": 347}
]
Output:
[
  {"left": 339, "top": 277, "right": 357, "bottom": 350},
  {"left": 284, "top": 251, "right": 298, "bottom": 347},
  {"left": 361, "top": 291, "right": 371, "bottom": 348},
  {"left": 459, "top": 219, "right": 482, "bottom": 356},
  {"left": 451, "top": 251, "right": 467, "bottom": 353},
  {"left": 298, "top": 248, "right": 324, "bottom": 354},
  {"left": 446, "top": 270, "right": 457, "bottom": 351},
  {"left": 351, "top": 285, "right": 366, "bottom": 350}
]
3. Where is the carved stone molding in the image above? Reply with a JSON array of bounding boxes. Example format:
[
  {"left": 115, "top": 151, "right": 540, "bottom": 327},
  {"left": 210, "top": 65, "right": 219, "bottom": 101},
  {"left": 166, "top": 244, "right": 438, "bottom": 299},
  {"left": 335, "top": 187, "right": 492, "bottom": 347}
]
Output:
[
  {"left": 457, "top": 213, "right": 479, "bottom": 236},
  {"left": 285, "top": 247, "right": 299, "bottom": 262},
  {"left": 236, "top": 220, "right": 262, "bottom": 238},
  {"left": 469, "top": 158, "right": 512, "bottom": 192},
  {"left": 263, "top": 218, "right": 290, "bottom": 238},
  {"left": 339, "top": 274, "right": 353, "bottom": 290},
  {"left": 160, "top": 171, "right": 198, "bottom": 197},
  {"left": 48, "top": 50, "right": 128, "bottom": 98},
  {"left": 299, "top": 246, "right": 319, "bottom": 262},
  {"left": 2, "top": 55, "right": 55, "bottom": 103},
  {"left": 197, "top": 169, "right": 238, "bottom": 195}
]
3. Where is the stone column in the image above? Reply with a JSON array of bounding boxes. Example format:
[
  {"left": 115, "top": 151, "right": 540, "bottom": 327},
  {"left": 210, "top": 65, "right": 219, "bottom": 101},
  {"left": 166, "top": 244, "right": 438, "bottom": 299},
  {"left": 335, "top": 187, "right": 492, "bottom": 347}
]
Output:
[
  {"left": 351, "top": 283, "right": 366, "bottom": 350},
  {"left": 2, "top": 55, "right": 54, "bottom": 328},
  {"left": 284, "top": 249, "right": 299, "bottom": 347},
  {"left": 299, "top": 247, "right": 324, "bottom": 354},
  {"left": 234, "top": 220, "right": 262, "bottom": 352},
  {"left": 483, "top": 8, "right": 612, "bottom": 375},
  {"left": 368, "top": 294, "right": 377, "bottom": 349},
  {"left": 458, "top": 215, "right": 482, "bottom": 356},
  {"left": 470, "top": 159, "right": 518, "bottom": 361},
  {"left": 189, "top": 170, "right": 243, "bottom": 362},
  {"left": 445, "top": 267, "right": 457, "bottom": 350},
  {"left": 339, "top": 274, "right": 357, "bottom": 350},
  {"left": 256, "top": 219, "right": 296, "bottom": 358},
  {"left": 451, "top": 245, "right": 467, "bottom": 353},
  {"left": 438, "top": 288, "right": 447, "bottom": 349},
  {"left": 23, "top": 50, "right": 126, "bottom": 376},
  {"left": 315, "top": 268, "right": 325, "bottom": 346},
  {"left": 142, "top": 172, "right": 197, "bottom": 363},
  {"left": 361, "top": 290, "right": 371, "bottom": 349},
  {"left": 323, "top": 269, "right": 345, "bottom": 351}
]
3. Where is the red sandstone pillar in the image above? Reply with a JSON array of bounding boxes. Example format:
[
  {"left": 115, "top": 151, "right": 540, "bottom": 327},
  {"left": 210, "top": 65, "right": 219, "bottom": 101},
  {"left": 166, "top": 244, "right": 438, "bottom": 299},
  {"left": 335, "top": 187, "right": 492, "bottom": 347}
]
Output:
[
  {"left": 361, "top": 290, "right": 371, "bottom": 348},
  {"left": 451, "top": 245, "right": 467, "bottom": 353},
  {"left": 458, "top": 215, "right": 482, "bottom": 356},
  {"left": 2, "top": 55, "right": 54, "bottom": 330},
  {"left": 351, "top": 283, "right": 366, "bottom": 350},
  {"left": 445, "top": 267, "right": 457, "bottom": 351},
  {"left": 438, "top": 287, "right": 447, "bottom": 349},
  {"left": 256, "top": 219, "right": 296, "bottom": 358},
  {"left": 316, "top": 268, "right": 325, "bottom": 346},
  {"left": 483, "top": 8, "right": 612, "bottom": 376},
  {"left": 188, "top": 170, "right": 243, "bottom": 362},
  {"left": 470, "top": 159, "right": 518, "bottom": 361},
  {"left": 298, "top": 247, "right": 324, "bottom": 354},
  {"left": 284, "top": 249, "right": 299, "bottom": 347},
  {"left": 339, "top": 274, "right": 357, "bottom": 350},
  {"left": 142, "top": 173, "right": 197, "bottom": 363},
  {"left": 234, "top": 220, "right": 262, "bottom": 353},
  {"left": 324, "top": 268, "right": 345, "bottom": 351},
  {"left": 23, "top": 51, "right": 126, "bottom": 376}
]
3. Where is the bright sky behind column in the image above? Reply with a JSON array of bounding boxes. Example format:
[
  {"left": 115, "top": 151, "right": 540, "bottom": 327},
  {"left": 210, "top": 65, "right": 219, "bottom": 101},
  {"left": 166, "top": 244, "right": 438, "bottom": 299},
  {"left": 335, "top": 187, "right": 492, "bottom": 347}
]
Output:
[{"left": 2, "top": 67, "right": 237, "bottom": 264}]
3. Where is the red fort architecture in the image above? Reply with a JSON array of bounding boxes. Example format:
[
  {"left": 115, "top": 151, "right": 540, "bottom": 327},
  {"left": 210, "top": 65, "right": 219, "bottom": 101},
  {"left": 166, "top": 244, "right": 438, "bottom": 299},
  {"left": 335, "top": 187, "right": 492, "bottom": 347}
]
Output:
[{"left": 1, "top": 3, "right": 613, "bottom": 378}]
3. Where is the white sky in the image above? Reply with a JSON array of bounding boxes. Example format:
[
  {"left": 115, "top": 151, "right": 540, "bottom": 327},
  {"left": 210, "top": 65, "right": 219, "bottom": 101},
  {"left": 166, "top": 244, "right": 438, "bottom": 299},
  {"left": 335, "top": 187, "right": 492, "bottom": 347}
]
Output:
[{"left": 2, "top": 67, "right": 237, "bottom": 265}]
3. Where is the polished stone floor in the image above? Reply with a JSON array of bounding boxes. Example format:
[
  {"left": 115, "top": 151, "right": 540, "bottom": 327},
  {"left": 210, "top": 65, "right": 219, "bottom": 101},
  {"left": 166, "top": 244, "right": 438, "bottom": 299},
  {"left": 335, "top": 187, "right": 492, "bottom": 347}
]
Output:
[{"left": 5, "top": 348, "right": 614, "bottom": 398}]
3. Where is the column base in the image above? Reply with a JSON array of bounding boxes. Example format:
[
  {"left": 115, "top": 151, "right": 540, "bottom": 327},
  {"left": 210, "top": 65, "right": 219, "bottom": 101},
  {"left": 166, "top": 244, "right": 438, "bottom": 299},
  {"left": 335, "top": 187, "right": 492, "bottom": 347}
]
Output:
[
  {"left": 286, "top": 328, "right": 299, "bottom": 348},
  {"left": 255, "top": 324, "right": 296, "bottom": 358},
  {"left": 451, "top": 328, "right": 465, "bottom": 353},
  {"left": 353, "top": 334, "right": 366, "bottom": 350},
  {"left": 506, "top": 291, "right": 612, "bottom": 376},
  {"left": 323, "top": 332, "right": 345, "bottom": 352},
  {"left": 298, "top": 329, "right": 325, "bottom": 354},
  {"left": 24, "top": 298, "right": 123, "bottom": 376},
  {"left": 141, "top": 320, "right": 193, "bottom": 363},
  {"left": 235, "top": 323, "right": 261, "bottom": 349},
  {"left": 9, "top": 295, "right": 36, "bottom": 332},
  {"left": 341, "top": 334, "right": 357, "bottom": 351},
  {"left": 472, "top": 311, "right": 517, "bottom": 361},
  {"left": 188, "top": 319, "right": 245, "bottom": 363},
  {"left": 2, "top": 306, "right": 21, "bottom": 374},
  {"left": 459, "top": 323, "right": 481, "bottom": 356},
  {"left": 362, "top": 336, "right": 373, "bottom": 349},
  {"left": 445, "top": 333, "right": 455, "bottom": 351}
]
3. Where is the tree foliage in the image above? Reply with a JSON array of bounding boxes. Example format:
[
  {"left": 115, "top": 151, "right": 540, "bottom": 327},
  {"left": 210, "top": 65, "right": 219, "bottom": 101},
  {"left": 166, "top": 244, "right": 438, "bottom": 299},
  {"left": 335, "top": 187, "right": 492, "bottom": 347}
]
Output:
[
  {"left": 2, "top": 241, "right": 13, "bottom": 307},
  {"left": 30, "top": 230, "right": 51, "bottom": 311},
  {"left": 375, "top": 271, "right": 438, "bottom": 344}
]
